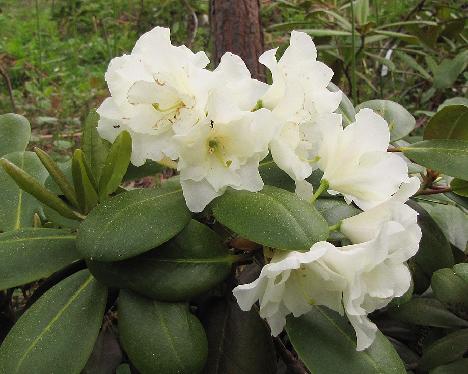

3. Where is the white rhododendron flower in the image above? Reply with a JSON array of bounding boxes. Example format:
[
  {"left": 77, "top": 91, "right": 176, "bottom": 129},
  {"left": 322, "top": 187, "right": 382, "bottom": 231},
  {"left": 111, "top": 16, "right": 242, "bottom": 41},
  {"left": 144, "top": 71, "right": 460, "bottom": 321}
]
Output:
[
  {"left": 233, "top": 247, "right": 346, "bottom": 336},
  {"left": 315, "top": 108, "right": 410, "bottom": 210},
  {"left": 234, "top": 178, "right": 421, "bottom": 350},
  {"left": 97, "top": 26, "right": 212, "bottom": 165},
  {"left": 175, "top": 107, "right": 279, "bottom": 212},
  {"left": 260, "top": 31, "right": 342, "bottom": 183}
]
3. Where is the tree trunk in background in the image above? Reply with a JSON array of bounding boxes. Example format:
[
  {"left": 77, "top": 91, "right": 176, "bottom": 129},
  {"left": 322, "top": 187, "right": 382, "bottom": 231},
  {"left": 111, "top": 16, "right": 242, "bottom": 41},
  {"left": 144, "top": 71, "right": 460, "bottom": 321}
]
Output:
[{"left": 210, "top": 0, "right": 265, "bottom": 81}]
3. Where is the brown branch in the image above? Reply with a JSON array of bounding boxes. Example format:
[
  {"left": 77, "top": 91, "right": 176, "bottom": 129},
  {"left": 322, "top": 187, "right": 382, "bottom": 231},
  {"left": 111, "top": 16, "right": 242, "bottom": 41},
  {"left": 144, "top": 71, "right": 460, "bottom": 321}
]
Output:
[
  {"left": 274, "top": 337, "right": 309, "bottom": 374},
  {"left": 415, "top": 187, "right": 452, "bottom": 196},
  {"left": 183, "top": 0, "right": 198, "bottom": 48}
]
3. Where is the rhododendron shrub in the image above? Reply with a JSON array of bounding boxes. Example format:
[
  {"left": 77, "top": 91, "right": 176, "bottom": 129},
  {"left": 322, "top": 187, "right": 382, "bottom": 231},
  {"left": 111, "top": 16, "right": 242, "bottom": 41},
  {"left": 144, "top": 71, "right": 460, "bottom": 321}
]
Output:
[{"left": 1, "top": 27, "right": 467, "bottom": 374}]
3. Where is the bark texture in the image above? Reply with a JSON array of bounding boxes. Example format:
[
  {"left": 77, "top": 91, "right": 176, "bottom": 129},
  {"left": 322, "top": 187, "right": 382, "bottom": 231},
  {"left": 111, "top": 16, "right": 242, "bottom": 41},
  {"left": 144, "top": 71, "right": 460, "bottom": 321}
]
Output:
[{"left": 210, "top": 0, "right": 265, "bottom": 81}]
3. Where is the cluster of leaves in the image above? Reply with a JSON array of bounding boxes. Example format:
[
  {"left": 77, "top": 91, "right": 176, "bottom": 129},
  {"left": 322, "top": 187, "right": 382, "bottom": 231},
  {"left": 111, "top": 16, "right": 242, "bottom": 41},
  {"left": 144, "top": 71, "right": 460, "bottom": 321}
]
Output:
[
  {"left": 263, "top": 0, "right": 467, "bottom": 113},
  {"left": 0, "top": 86, "right": 467, "bottom": 373}
]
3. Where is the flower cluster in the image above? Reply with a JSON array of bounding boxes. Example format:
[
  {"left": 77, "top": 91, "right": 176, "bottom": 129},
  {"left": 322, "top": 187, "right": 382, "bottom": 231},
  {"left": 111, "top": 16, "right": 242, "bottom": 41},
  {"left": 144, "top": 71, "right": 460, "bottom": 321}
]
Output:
[{"left": 97, "top": 27, "right": 421, "bottom": 350}]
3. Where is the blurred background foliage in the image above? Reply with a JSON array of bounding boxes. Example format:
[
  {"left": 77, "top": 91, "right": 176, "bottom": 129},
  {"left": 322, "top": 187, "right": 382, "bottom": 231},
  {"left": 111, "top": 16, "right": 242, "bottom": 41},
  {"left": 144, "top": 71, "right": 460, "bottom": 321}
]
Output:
[{"left": 0, "top": 0, "right": 466, "bottom": 159}]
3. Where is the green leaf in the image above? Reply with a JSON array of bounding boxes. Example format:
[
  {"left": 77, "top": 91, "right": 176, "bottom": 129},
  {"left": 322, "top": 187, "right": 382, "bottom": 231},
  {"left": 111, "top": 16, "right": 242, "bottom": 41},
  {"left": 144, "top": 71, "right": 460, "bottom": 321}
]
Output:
[
  {"left": 88, "top": 220, "right": 233, "bottom": 301},
  {"left": 77, "top": 182, "right": 191, "bottom": 261},
  {"left": 0, "top": 228, "right": 80, "bottom": 290},
  {"left": 1, "top": 155, "right": 80, "bottom": 222},
  {"left": 445, "top": 192, "right": 468, "bottom": 210},
  {"left": 432, "top": 268, "right": 468, "bottom": 311},
  {"left": 390, "top": 298, "right": 468, "bottom": 328},
  {"left": 118, "top": 291, "right": 208, "bottom": 374},
  {"left": 329, "top": 82, "right": 356, "bottom": 125},
  {"left": 451, "top": 178, "right": 468, "bottom": 197},
  {"left": 0, "top": 270, "right": 107, "bottom": 374},
  {"left": 418, "top": 202, "right": 467, "bottom": 251},
  {"left": 34, "top": 147, "right": 79, "bottom": 208},
  {"left": 258, "top": 159, "right": 295, "bottom": 192},
  {"left": 81, "top": 110, "right": 108, "bottom": 181},
  {"left": 356, "top": 100, "right": 416, "bottom": 141},
  {"left": 72, "top": 149, "right": 99, "bottom": 214},
  {"left": 454, "top": 263, "right": 468, "bottom": 282},
  {"left": 372, "top": 30, "right": 418, "bottom": 43},
  {"left": 98, "top": 131, "right": 131, "bottom": 200},
  {"left": 401, "top": 140, "right": 468, "bottom": 180},
  {"left": 315, "top": 198, "right": 361, "bottom": 225},
  {"left": 212, "top": 186, "right": 329, "bottom": 252},
  {"left": 0, "top": 113, "right": 31, "bottom": 157},
  {"left": 354, "top": 0, "right": 369, "bottom": 25},
  {"left": 408, "top": 201, "right": 454, "bottom": 293},
  {"left": 123, "top": 160, "right": 164, "bottom": 182},
  {"left": 419, "top": 329, "right": 468, "bottom": 371},
  {"left": 424, "top": 105, "right": 468, "bottom": 141},
  {"left": 430, "top": 359, "right": 468, "bottom": 374},
  {"left": 302, "top": 29, "right": 353, "bottom": 37},
  {"left": 0, "top": 151, "right": 48, "bottom": 231},
  {"left": 286, "top": 306, "right": 406, "bottom": 374},
  {"left": 202, "top": 298, "right": 277, "bottom": 374},
  {"left": 433, "top": 51, "right": 468, "bottom": 90}
]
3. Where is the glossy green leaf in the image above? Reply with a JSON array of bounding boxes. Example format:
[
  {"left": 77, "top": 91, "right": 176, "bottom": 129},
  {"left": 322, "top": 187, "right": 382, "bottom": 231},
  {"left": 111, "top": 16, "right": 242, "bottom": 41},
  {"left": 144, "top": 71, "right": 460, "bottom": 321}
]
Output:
[
  {"left": 315, "top": 198, "right": 361, "bottom": 225},
  {"left": 118, "top": 291, "right": 208, "bottom": 374},
  {"left": 445, "top": 192, "right": 468, "bottom": 210},
  {"left": 212, "top": 186, "right": 329, "bottom": 252},
  {"left": 0, "top": 270, "right": 107, "bottom": 374},
  {"left": 438, "top": 97, "right": 468, "bottom": 111},
  {"left": 286, "top": 306, "right": 406, "bottom": 374},
  {"left": 430, "top": 359, "right": 468, "bottom": 374},
  {"left": 77, "top": 182, "right": 191, "bottom": 261},
  {"left": 356, "top": 100, "right": 416, "bottom": 141},
  {"left": 390, "top": 298, "right": 468, "bottom": 328},
  {"left": 34, "top": 147, "right": 79, "bottom": 208},
  {"left": 408, "top": 201, "right": 454, "bottom": 293},
  {"left": 451, "top": 178, "right": 468, "bottom": 197},
  {"left": 258, "top": 159, "right": 295, "bottom": 192},
  {"left": 0, "top": 113, "right": 31, "bottom": 157},
  {"left": 202, "top": 298, "right": 277, "bottom": 374},
  {"left": 401, "top": 140, "right": 468, "bottom": 180},
  {"left": 72, "top": 149, "right": 99, "bottom": 213},
  {"left": 0, "top": 151, "right": 48, "bottom": 231},
  {"left": 424, "top": 105, "right": 468, "bottom": 141},
  {"left": 81, "top": 110, "right": 108, "bottom": 181},
  {"left": 123, "top": 160, "right": 164, "bottom": 182},
  {"left": 1, "top": 157, "right": 80, "bottom": 221},
  {"left": 419, "top": 329, "right": 468, "bottom": 371},
  {"left": 98, "top": 131, "right": 131, "bottom": 200},
  {"left": 454, "top": 263, "right": 468, "bottom": 282},
  {"left": 0, "top": 228, "right": 80, "bottom": 290},
  {"left": 433, "top": 51, "right": 468, "bottom": 90},
  {"left": 432, "top": 268, "right": 468, "bottom": 311},
  {"left": 301, "top": 29, "right": 353, "bottom": 37},
  {"left": 88, "top": 220, "right": 233, "bottom": 301}
]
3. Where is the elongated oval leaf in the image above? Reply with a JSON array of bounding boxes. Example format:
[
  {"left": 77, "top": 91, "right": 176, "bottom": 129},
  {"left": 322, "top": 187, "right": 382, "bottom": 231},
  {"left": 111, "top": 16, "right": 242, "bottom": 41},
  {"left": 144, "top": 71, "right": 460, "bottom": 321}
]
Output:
[
  {"left": 0, "top": 270, "right": 107, "bottom": 374},
  {"left": 118, "top": 291, "right": 208, "bottom": 374},
  {"left": 0, "top": 151, "right": 48, "bottom": 231},
  {"left": 0, "top": 114, "right": 31, "bottom": 157},
  {"left": 402, "top": 140, "right": 468, "bottom": 180},
  {"left": 390, "top": 298, "right": 468, "bottom": 328},
  {"left": 408, "top": 201, "right": 454, "bottom": 293},
  {"left": 0, "top": 228, "right": 80, "bottom": 290},
  {"left": 356, "top": 100, "right": 416, "bottom": 141},
  {"left": 98, "top": 130, "right": 131, "bottom": 200},
  {"left": 424, "top": 105, "right": 468, "bottom": 141},
  {"left": 212, "top": 186, "right": 329, "bottom": 251},
  {"left": 72, "top": 149, "right": 99, "bottom": 213},
  {"left": 77, "top": 182, "right": 191, "bottom": 261},
  {"left": 88, "top": 220, "right": 233, "bottom": 301},
  {"left": 202, "top": 298, "right": 277, "bottom": 374},
  {"left": 82, "top": 110, "right": 108, "bottom": 181},
  {"left": 450, "top": 178, "right": 468, "bottom": 197},
  {"left": 432, "top": 268, "right": 468, "bottom": 311},
  {"left": 454, "top": 263, "right": 468, "bottom": 282},
  {"left": 258, "top": 159, "right": 295, "bottom": 192},
  {"left": 286, "top": 306, "right": 406, "bottom": 374},
  {"left": 431, "top": 358, "right": 468, "bottom": 374},
  {"left": 1, "top": 158, "right": 80, "bottom": 221},
  {"left": 419, "top": 329, "right": 468, "bottom": 371}
]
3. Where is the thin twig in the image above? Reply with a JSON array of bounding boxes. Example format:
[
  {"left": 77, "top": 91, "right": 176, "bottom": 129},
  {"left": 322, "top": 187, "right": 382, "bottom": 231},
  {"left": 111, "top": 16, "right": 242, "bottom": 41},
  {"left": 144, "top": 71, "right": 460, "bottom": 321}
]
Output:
[
  {"left": 415, "top": 187, "right": 452, "bottom": 196},
  {"left": 183, "top": 0, "right": 198, "bottom": 48}
]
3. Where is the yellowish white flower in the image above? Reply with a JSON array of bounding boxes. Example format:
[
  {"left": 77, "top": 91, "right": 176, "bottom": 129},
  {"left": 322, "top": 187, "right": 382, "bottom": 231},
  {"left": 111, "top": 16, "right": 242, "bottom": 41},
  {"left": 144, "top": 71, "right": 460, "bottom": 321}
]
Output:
[
  {"left": 97, "top": 26, "right": 212, "bottom": 166},
  {"left": 233, "top": 247, "right": 346, "bottom": 336},
  {"left": 259, "top": 31, "right": 342, "bottom": 183},
  {"left": 316, "top": 108, "right": 410, "bottom": 210}
]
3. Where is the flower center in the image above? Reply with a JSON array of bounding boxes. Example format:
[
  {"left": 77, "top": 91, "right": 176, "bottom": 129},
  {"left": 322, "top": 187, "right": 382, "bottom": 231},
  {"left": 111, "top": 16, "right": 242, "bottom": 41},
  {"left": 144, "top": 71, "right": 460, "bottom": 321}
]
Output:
[
  {"left": 207, "top": 136, "right": 232, "bottom": 167},
  {"left": 151, "top": 100, "right": 186, "bottom": 130}
]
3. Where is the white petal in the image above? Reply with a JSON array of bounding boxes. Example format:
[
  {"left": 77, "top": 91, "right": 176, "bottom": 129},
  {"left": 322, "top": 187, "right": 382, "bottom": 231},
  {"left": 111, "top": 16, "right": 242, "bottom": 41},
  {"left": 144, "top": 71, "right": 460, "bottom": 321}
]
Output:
[
  {"left": 295, "top": 180, "right": 314, "bottom": 200},
  {"left": 347, "top": 314, "right": 378, "bottom": 351},
  {"left": 180, "top": 178, "right": 222, "bottom": 212}
]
